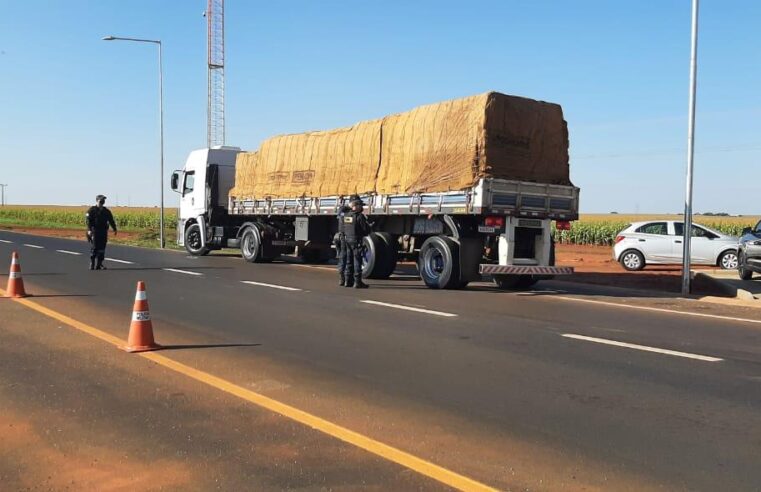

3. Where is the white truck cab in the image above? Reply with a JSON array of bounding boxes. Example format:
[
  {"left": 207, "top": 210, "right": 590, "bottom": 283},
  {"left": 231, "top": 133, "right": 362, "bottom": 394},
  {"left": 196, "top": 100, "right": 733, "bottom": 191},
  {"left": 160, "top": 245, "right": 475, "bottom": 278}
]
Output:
[{"left": 170, "top": 147, "right": 241, "bottom": 250}]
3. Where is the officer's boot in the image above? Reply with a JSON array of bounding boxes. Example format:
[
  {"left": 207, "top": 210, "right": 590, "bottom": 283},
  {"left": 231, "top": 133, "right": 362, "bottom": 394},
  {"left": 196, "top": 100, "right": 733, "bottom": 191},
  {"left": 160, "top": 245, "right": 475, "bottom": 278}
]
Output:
[
  {"left": 344, "top": 275, "right": 354, "bottom": 288},
  {"left": 353, "top": 277, "right": 369, "bottom": 289},
  {"left": 339, "top": 274, "right": 346, "bottom": 287},
  {"left": 89, "top": 256, "right": 96, "bottom": 270}
]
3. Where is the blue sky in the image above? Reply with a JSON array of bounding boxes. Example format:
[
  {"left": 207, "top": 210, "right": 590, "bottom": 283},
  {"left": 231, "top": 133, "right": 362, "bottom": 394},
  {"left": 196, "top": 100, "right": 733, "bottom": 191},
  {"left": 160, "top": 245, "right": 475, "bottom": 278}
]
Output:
[{"left": 1, "top": 1, "right": 759, "bottom": 213}]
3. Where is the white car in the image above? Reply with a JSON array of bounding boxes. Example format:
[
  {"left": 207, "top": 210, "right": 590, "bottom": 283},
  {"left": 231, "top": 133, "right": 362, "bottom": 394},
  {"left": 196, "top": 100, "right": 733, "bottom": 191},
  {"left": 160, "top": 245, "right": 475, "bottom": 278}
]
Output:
[{"left": 614, "top": 221, "right": 739, "bottom": 271}]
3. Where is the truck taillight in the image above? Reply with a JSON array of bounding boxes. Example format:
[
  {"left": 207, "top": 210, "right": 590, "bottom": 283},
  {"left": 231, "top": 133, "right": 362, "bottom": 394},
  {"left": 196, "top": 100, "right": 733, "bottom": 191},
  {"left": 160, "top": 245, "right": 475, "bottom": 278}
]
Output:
[
  {"left": 615, "top": 235, "right": 626, "bottom": 244},
  {"left": 485, "top": 216, "right": 505, "bottom": 227},
  {"left": 555, "top": 220, "right": 571, "bottom": 231}
]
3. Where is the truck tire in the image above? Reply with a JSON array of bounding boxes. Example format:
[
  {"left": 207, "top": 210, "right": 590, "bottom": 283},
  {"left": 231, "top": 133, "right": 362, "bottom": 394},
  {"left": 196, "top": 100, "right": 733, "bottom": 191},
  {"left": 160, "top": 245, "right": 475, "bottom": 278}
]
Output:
[
  {"left": 417, "top": 236, "right": 462, "bottom": 289},
  {"left": 362, "top": 232, "right": 398, "bottom": 279},
  {"left": 184, "top": 223, "right": 210, "bottom": 256},
  {"left": 240, "top": 226, "right": 269, "bottom": 263}
]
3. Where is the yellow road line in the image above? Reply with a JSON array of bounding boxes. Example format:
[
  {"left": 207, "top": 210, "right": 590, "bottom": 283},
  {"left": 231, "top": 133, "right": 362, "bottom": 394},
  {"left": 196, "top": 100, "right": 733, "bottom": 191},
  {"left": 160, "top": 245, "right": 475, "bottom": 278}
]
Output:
[{"left": 0, "top": 288, "right": 497, "bottom": 492}]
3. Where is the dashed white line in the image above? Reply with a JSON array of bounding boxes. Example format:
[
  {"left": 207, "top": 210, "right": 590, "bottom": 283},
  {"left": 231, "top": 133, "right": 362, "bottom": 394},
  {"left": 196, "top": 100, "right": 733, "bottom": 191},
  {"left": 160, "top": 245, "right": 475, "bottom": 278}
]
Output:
[
  {"left": 23, "top": 244, "right": 44, "bottom": 249},
  {"left": 105, "top": 258, "right": 134, "bottom": 265},
  {"left": 562, "top": 334, "right": 723, "bottom": 362},
  {"left": 361, "top": 300, "right": 457, "bottom": 318},
  {"left": 56, "top": 250, "right": 82, "bottom": 256},
  {"left": 241, "top": 280, "right": 301, "bottom": 291},
  {"left": 0, "top": 239, "right": 13, "bottom": 244},
  {"left": 555, "top": 296, "right": 761, "bottom": 326},
  {"left": 164, "top": 268, "right": 203, "bottom": 276}
]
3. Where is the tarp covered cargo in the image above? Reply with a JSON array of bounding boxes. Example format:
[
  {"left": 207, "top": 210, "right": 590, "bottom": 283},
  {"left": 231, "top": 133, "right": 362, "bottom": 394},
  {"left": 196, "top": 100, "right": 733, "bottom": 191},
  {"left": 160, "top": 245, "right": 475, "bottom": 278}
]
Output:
[{"left": 229, "top": 92, "right": 570, "bottom": 200}]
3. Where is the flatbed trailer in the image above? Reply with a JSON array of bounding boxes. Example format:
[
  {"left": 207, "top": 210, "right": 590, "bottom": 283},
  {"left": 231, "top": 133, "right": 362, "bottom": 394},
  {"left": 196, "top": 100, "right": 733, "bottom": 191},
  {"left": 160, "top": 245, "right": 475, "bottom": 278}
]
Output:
[{"left": 172, "top": 147, "right": 578, "bottom": 290}]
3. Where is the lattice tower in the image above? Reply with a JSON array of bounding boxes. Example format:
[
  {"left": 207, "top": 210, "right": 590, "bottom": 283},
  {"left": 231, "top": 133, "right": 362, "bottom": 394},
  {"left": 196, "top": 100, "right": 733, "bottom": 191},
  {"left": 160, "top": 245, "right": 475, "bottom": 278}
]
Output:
[{"left": 207, "top": 0, "right": 225, "bottom": 147}]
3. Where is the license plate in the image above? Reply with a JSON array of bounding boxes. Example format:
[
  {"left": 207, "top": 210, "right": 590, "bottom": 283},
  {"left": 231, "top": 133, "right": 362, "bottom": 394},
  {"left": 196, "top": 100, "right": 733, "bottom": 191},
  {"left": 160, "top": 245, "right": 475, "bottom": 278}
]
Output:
[{"left": 478, "top": 226, "right": 498, "bottom": 233}]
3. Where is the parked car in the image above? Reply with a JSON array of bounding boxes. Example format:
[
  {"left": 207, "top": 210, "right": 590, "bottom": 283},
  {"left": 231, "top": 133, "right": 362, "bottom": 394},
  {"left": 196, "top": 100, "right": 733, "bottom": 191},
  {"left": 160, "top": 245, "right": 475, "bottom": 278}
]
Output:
[
  {"left": 738, "top": 220, "right": 761, "bottom": 280},
  {"left": 613, "top": 221, "right": 739, "bottom": 271}
]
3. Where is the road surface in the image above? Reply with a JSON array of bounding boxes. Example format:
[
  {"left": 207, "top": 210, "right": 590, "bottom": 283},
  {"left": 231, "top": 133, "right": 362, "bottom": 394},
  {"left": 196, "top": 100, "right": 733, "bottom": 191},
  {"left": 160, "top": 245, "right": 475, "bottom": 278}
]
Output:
[{"left": 1, "top": 230, "right": 760, "bottom": 490}]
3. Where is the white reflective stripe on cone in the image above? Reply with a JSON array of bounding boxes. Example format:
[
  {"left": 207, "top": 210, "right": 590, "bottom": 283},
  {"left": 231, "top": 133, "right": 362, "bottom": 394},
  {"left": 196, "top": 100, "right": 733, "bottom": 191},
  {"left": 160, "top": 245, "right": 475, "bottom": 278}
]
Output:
[
  {"left": 132, "top": 311, "right": 151, "bottom": 322},
  {"left": 9, "top": 272, "right": 20, "bottom": 279},
  {"left": 134, "top": 290, "right": 147, "bottom": 301},
  {"left": 11, "top": 258, "right": 19, "bottom": 265}
]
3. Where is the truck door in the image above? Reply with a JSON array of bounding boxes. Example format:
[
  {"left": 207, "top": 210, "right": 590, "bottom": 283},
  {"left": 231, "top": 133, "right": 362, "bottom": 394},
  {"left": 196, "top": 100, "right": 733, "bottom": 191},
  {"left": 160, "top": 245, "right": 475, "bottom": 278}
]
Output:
[{"left": 180, "top": 169, "right": 206, "bottom": 220}]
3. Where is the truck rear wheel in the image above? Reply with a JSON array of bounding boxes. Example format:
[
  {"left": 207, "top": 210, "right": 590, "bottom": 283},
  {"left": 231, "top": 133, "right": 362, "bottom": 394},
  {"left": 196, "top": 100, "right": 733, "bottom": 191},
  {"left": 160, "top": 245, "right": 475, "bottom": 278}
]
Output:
[
  {"left": 362, "top": 232, "right": 398, "bottom": 279},
  {"left": 240, "top": 226, "right": 270, "bottom": 263},
  {"left": 184, "top": 223, "right": 210, "bottom": 256},
  {"left": 417, "top": 236, "right": 462, "bottom": 289}
]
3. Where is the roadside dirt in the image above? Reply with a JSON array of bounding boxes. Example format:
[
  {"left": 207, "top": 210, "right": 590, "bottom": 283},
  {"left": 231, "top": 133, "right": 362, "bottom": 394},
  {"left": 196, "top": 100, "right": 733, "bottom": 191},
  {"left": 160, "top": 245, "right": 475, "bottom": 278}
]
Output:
[{"left": 555, "top": 243, "right": 724, "bottom": 295}]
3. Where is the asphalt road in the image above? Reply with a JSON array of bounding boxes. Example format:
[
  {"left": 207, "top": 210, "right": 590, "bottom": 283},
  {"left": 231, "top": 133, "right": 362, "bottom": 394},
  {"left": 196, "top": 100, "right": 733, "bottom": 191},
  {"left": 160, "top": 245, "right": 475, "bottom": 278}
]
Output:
[{"left": 1, "top": 230, "right": 761, "bottom": 491}]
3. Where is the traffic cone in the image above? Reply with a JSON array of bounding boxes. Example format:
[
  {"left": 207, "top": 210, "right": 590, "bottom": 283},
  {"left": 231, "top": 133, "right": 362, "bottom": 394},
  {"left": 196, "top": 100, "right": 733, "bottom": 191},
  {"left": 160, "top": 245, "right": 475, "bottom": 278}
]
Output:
[
  {"left": 5, "top": 251, "right": 28, "bottom": 298},
  {"left": 122, "top": 281, "right": 161, "bottom": 352}
]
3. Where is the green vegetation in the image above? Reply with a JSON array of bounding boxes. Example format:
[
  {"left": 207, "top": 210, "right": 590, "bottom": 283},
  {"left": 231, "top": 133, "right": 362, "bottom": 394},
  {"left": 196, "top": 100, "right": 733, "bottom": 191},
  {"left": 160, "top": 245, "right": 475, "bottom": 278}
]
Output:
[
  {"left": 0, "top": 206, "right": 180, "bottom": 250},
  {"left": 553, "top": 217, "right": 756, "bottom": 246}
]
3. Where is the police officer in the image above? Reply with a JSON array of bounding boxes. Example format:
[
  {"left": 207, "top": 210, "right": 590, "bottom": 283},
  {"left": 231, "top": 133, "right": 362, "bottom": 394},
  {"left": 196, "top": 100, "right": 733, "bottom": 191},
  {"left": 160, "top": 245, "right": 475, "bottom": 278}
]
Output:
[
  {"left": 335, "top": 201, "right": 352, "bottom": 286},
  {"left": 86, "top": 195, "right": 117, "bottom": 270},
  {"left": 342, "top": 195, "right": 371, "bottom": 289}
]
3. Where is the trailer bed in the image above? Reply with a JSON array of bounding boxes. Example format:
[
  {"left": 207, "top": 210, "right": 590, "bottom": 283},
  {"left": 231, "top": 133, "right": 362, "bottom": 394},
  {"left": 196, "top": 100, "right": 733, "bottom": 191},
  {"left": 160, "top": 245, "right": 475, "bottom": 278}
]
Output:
[{"left": 229, "top": 178, "right": 579, "bottom": 220}]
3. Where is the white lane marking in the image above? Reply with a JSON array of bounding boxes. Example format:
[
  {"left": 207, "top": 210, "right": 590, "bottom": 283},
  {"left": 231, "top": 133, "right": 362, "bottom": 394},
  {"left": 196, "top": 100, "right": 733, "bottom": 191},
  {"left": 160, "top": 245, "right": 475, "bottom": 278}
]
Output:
[
  {"left": 290, "top": 264, "right": 335, "bottom": 272},
  {"left": 361, "top": 300, "right": 457, "bottom": 318},
  {"left": 562, "top": 334, "right": 723, "bottom": 362},
  {"left": 163, "top": 268, "right": 203, "bottom": 276},
  {"left": 241, "top": 280, "right": 301, "bottom": 291},
  {"left": 0, "top": 239, "right": 13, "bottom": 243},
  {"left": 23, "top": 244, "right": 44, "bottom": 249},
  {"left": 555, "top": 296, "right": 761, "bottom": 326},
  {"left": 105, "top": 258, "right": 134, "bottom": 264},
  {"left": 56, "top": 249, "right": 82, "bottom": 256}
]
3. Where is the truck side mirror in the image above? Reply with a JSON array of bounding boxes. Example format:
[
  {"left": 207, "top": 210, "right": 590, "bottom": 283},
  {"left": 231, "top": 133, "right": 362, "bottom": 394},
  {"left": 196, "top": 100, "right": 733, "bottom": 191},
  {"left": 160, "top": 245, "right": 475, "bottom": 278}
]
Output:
[
  {"left": 170, "top": 172, "right": 180, "bottom": 193},
  {"left": 742, "top": 227, "right": 752, "bottom": 235}
]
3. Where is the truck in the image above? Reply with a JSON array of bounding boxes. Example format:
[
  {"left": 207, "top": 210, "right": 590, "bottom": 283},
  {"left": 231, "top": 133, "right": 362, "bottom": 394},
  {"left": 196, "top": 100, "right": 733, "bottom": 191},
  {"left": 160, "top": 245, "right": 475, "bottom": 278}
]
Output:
[{"left": 170, "top": 92, "right": 579, "bottom": 290}]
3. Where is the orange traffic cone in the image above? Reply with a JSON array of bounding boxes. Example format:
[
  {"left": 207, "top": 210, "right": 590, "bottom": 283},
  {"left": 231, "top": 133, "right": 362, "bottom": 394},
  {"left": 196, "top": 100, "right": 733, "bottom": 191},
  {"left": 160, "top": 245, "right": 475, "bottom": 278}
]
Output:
[
  {"left": 122, "top": 281, "right": 161, "bottom": 352},
  {"left": 5, "top": 251, "right": 28, "bottom": 298}
]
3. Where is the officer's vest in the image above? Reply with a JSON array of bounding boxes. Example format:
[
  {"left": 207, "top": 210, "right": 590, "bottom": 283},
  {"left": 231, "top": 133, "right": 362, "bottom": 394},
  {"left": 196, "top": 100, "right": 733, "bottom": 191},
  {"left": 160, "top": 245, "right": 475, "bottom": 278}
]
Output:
[{"left": 343, "top": 212, "right": 364, "bottom": 240}]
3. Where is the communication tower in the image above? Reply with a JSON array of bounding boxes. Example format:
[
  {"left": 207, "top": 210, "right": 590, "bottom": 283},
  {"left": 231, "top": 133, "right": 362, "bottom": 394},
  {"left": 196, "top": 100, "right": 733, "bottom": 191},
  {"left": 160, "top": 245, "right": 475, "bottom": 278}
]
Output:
[{"left": 207, "top": 0, "right": 225, "bottom": 147}]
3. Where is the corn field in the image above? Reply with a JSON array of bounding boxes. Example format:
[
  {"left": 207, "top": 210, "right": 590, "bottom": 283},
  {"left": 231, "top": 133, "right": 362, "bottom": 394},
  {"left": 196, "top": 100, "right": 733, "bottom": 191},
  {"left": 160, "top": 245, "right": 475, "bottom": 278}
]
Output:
[{"left": 0, "top": 206, "right": 178, "bottom": 231}]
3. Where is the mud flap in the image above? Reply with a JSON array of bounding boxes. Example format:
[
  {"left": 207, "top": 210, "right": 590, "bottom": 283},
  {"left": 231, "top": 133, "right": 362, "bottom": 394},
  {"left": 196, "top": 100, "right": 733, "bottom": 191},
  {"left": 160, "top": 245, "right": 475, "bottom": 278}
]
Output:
[{"left": 458, "top": 237, "right": 482, "bottom": 282}]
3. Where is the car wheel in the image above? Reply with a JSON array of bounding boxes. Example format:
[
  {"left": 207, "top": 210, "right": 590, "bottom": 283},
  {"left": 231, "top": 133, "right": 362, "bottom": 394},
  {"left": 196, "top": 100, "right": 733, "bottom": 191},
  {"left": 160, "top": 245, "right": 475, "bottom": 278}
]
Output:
[
  {"left": 184, "top": 223, "right": 210, "bottom": 256},
  {"left": 738, "top": 253, "right": 753, "bottom": 280},
  {"left": 718, "top": 250, "right": 739, "bottom": 270},
  {"left": 620, "top": 249, "right": 645, "bottom": 271}
]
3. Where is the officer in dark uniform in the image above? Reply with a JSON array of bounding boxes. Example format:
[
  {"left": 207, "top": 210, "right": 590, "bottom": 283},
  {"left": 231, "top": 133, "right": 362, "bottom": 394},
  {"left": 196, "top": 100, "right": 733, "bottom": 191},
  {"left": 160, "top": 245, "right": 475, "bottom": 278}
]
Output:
[
  {"left": 335, "top": 201, "right": 352, "bottom": 286},
  {"left": 342, "top": 196, "right": 371, "bottom": 289},
  {"left": 86, "top": 195, "right": 117, "bottom": 270}
]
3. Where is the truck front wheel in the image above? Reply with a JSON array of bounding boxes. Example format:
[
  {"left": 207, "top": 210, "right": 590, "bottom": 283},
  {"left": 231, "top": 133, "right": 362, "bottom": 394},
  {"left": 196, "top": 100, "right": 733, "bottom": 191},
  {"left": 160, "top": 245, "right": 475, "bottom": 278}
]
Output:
[
  {"left": 417, "top": 236, "right": 462, "bottom": 289},
  {"left": 184, "top": 223, "right": 210, "bottom": 256}
]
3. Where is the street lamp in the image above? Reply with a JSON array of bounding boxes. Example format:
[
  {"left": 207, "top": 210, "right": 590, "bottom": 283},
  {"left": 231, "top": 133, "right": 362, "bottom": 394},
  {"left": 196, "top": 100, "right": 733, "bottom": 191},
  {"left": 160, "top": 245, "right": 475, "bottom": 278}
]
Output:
[
  {"left": 681, "top": 0, "right": 700, "bottom": 295},
  {"left": 102, "top": 35, "right": 165, "bottom": 248}
]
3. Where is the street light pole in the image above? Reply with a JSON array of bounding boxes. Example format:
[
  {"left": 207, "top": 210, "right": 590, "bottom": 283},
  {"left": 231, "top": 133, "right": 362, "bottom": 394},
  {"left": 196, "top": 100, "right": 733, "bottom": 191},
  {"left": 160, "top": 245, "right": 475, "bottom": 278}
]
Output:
[
  {"left": 102, "top": 35, "right": 165, "bottom": 248},
  {"left": 681, "top": 0, "right": 699, "bottom": 295},
  {"left": 0, "top": 184, "right": 7, "bottom": 206}
]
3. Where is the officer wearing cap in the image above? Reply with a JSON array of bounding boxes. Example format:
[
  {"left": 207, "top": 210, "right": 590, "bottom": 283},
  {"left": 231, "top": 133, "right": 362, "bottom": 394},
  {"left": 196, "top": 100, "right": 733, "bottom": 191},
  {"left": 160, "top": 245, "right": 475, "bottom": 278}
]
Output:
[
  {"left": 335, "top": 199, "right": 352, "bottom": 286},
  {"left": 342, "top": 195, "right": 371, "bottom": 288},
  {"left": 86, "top": 195, "right": 117, "bottom": 270}
]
